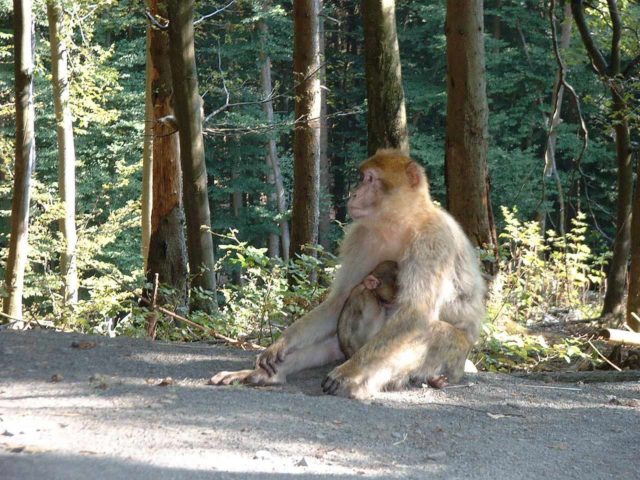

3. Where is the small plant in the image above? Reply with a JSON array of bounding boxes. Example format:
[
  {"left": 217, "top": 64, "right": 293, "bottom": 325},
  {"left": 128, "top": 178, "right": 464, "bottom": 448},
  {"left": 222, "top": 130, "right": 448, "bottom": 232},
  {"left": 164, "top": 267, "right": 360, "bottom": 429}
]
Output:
[{"left": 477, "top": 207, "right": 605, "bottom": 372}]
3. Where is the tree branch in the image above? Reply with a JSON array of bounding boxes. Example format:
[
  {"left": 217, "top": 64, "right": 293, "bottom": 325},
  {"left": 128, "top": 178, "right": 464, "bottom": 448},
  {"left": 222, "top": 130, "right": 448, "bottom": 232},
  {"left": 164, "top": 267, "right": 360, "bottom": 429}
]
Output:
[
  {"left": 606, "top": 0, "right": 622, "bottom": 75},
  {"left": 193, "top": 0, "right": 237, "bottom": 25},
  {"left": 571, "top": 0, "right": 609, "bottom": 76}
]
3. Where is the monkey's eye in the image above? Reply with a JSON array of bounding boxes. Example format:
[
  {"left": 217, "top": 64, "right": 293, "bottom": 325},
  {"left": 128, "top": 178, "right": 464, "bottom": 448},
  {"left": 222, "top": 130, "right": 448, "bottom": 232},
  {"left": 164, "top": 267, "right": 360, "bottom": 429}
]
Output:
[{"left": 363, "top": 171, "right": 375, "bottom": 184}]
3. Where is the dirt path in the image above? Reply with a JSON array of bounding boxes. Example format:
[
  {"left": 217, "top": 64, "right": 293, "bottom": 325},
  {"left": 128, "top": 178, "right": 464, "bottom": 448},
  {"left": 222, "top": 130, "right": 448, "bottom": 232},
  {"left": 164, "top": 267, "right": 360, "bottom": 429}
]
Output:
[{"left": 1, "top": 330, "right": 638, "bottom": 479}]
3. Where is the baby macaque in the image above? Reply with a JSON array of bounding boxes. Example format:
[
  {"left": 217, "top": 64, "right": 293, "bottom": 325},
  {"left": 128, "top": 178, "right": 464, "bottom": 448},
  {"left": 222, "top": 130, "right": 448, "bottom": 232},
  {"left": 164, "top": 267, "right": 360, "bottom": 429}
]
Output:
[
  {"left": 337, "top": 260, "right": 449, "bottom": 389},
  {"left": 338, "top": 261, "right": 399, "bottom": 358}
]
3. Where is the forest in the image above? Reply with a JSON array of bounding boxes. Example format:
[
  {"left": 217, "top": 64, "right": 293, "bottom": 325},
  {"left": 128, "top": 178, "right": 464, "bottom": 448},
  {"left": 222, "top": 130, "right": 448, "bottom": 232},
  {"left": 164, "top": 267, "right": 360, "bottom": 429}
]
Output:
[{"left": 1, "top": 0, "right": 639, "bottom": 375}]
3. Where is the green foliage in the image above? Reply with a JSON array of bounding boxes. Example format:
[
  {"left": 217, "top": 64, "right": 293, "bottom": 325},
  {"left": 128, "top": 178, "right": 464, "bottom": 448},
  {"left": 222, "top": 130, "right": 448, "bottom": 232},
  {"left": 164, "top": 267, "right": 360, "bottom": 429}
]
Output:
[
  {"left": 211, "top": 232, "right": 336, "bottom": 344},
  {"left": 476, "top": 207, "right": 605, "bottom": 372},
  {"left": 476, "top": 323, "right": 591, "bottom": 372},
  {"left": 490, "top": 207, "right": 605, "bottom": 323}
]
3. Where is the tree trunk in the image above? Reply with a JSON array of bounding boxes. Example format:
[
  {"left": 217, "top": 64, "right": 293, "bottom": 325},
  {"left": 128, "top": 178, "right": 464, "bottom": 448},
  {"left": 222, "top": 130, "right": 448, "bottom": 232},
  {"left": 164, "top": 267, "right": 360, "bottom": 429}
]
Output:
[
  {"left": 4, "top": 0, "right": 36, "bottom": 322},
  {"left": 145, "top": 0, "right": 188, "bottom": 311},
  {"left": 602, "top": 100, "right": 632, "bottom": 317},
  {"left": 362, "top": 0, "right": 409, "bottom": 155},
  {"left": 628, "top": 152, "right": 640, "bottom": 331},
  {"left": 166, "top": 0, "right": 217, "bottom": 309},
  {"left": 318, "top": 9, "right": 331, "bottom": 251},
  {"left": 444, "top": 0, "right": 497, "bottom": 253},
  {"left": 571, "top": 0, "right": 633, "bottom": 317},
  {"left": 540, "top": 2, "right": 573, "bottom": 235},
  {"left": 47, "top": 1, "right": 78, "bottom": 307},
  {"left": 141, "top": 20, "right": 153, "bottom": 271},
  {"left": 290, "top": 0, "right": 321, "bottom": 260},
  {"left": 258, "top": 16, "right": 290, "bottom": 261}
]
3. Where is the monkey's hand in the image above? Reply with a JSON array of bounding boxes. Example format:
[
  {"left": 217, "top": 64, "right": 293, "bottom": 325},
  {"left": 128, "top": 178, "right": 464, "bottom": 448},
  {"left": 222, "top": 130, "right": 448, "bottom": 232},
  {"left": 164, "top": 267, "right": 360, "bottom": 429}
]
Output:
[
  {"left": 256, "top": 339, "right": 288, "bottom": 376},
  {"left": 321, "top": 363, "right": 368, "bottom": 400},
  {"left": 209, "top": 368, "right": 282, "bottom": 386}
]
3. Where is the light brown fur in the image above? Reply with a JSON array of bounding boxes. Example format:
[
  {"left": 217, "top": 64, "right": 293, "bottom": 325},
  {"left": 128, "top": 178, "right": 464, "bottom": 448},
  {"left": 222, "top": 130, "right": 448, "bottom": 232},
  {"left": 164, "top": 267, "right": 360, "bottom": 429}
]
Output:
[{"left": 210, "top": 150, "right": 485, "bottom": 399}]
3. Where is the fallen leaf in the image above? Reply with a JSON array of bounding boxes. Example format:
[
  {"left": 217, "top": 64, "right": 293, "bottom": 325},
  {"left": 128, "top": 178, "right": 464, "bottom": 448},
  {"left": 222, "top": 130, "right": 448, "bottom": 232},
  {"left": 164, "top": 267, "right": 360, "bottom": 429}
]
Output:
[
  {"left": 158, "top": 377, "right": 175, "bottom": 387},
  {"left": 71, "top": 341, "right": 96, "bottom": 350}
]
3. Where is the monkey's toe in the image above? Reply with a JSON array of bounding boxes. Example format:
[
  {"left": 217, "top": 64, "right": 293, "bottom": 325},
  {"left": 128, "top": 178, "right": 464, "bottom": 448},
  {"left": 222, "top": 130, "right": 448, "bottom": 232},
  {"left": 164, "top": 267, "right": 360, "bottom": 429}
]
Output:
[{"left": 427, "top": 375, "right": 449, "bottom": 389}]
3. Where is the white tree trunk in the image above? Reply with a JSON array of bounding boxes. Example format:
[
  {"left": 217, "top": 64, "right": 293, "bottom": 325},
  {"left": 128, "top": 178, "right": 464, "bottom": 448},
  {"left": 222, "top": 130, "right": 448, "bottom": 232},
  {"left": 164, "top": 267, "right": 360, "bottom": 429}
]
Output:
[
  {"left": 47, "top": 0, "right": 78, "bottom": 306},
  {"left": 258, "top": 17, "right": 290, "bottom": 261},
  {"left": 141, "top": 19, "right": 153, "bottom": 271}
]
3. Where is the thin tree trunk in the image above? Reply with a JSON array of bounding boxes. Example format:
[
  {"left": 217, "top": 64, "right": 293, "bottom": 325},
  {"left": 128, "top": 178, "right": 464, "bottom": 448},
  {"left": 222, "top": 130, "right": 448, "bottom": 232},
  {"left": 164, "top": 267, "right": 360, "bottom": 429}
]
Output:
[
  {"left": 258, "top": 15, "right": 290, "bottom": 261},
  {"left": 141, "top": 21, "right": 153, "bottom": 271},
  {"left": 572, "top": 0, "right": 633, "bottom": 317},
  {"left": 4, "top": 0, "right": 36, "bottom": 322},
  {"left": 444, "top": 0, "right": 497, "bottom": 254},
  {"left": 166, "top": 0, "right": 217, "bottom": 309},
  {"left": 145, "top": 0, "right": 188, "bottom": 311},
  {"left": 47, "top": 1, "right": 78, "bottom": 307},
  {"left": 540, "top": 2, "right": 573, "bottom": 235},
  {"left": 318, "top": 8, "right": 331, "bottom": 251},
  {"left": 362, "top": 0, "right": 409, "bottom": 155},
  {"left": 628, "top": 152, "right": 640, "bottom": 331},
  {"left": 290, "top": 0, "right": 321, "bottom": 260}
]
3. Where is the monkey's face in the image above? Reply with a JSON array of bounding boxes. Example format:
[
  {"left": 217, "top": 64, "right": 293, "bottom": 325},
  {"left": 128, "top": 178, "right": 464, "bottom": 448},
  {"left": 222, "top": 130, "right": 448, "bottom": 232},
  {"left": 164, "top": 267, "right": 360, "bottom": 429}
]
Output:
[{"left": 347, "top": 168, "right": 385, "bottom": 220}]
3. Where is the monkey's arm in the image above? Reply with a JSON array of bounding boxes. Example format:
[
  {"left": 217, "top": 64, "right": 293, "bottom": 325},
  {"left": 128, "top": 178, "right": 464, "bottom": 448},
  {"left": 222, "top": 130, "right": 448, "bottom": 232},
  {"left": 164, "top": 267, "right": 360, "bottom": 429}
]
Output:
[{"left": 257, "top": 226, "right": 388, "bottom": 374}]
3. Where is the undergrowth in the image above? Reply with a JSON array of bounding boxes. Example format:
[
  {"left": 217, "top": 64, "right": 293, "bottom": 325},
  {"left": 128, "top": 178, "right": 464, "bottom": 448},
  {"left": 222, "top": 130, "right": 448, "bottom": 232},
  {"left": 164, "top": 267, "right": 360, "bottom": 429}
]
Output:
[{"left": 4, "top": 207, "right": 609, "bottom": 373}]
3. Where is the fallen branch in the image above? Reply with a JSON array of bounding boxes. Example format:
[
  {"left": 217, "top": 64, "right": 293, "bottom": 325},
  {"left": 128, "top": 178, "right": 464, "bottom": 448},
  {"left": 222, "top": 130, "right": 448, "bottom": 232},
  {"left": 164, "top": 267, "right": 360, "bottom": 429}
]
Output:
[
  {"left": 514, "top": 370, "right": 640, "bottom": 383},
  {"left": 599, "top": 328, "right": 640, "bottom": 347},
  {"left": 588, "top": 338, "right": 622, "bottom": 371},
  {"left": 136, "top": 293, "right": 263, "bottom": 350}
]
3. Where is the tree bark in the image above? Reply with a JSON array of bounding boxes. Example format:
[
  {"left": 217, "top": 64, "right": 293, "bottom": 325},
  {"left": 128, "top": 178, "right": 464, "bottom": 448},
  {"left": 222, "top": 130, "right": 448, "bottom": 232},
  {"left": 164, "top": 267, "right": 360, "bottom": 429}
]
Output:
[
  {"left": 444, "top": 0, "right": 497, "bottom": 253},
  {"left": 258, "top": 15, "right": 290, "bottom": 261},
  {"left": 290, "top": 0, "right": 321, "bottom": 259},
  {"left": 362, "top": 0, "right": 409, "bottom": 155},
  {"left": 571, "top": 0, "right": 633, "bottom": 317},
  {"left": 4, "top": 0, "right": 36, "bottom": 322},
  {"left": 628, "top": 152, "right": 640, "bottom": 331},
  {"left": 47, "top": 1, "right": 78, "bottom": 307},
  {"left": 166, "top": 0, "right": 217, "bottom": 308},
  {"left": 318, "top": 9, "right": 331, "bottom": 251},
  {"left": 145, "top": 0, "right": 189, "bottom": 311},
  {"left": 141, "top": 21, "right": 153, "bottom": 271}
]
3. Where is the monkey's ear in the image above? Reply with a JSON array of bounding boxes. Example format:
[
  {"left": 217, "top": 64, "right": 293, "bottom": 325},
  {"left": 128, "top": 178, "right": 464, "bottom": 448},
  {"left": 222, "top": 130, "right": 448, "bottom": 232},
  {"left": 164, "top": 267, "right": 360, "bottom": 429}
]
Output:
[
  {"left": 363, "top": 275, "right": 381, "bottom": 290},
  {"left": 405, "top": 161, "right": 422, "bottom": 188}
]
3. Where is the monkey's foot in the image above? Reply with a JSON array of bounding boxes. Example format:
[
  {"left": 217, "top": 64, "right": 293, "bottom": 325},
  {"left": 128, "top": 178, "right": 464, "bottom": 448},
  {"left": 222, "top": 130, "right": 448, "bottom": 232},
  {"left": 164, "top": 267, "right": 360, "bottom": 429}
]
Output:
[
  {"left": 209, "top": 368, "right": 283, "bottom": 386},
  {"left": 322, "top": 365, "right": 369, "bottom": 400},
  {"left": 427, "top": 375, "right": 449, "bottom": 389},
  {"left": 256, "top": 340, "right": 288, "bottom": 376}
]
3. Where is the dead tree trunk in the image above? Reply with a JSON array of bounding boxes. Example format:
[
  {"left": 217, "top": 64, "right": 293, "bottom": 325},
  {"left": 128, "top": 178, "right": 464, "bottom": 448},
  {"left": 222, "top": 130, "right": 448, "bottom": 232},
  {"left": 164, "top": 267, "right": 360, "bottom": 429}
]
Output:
[
  {"left": 141, "top": 21, "right": 153, "bottom": 271},
  {"left": 145, "top": 0, "right": 189, "bottom": 311}
]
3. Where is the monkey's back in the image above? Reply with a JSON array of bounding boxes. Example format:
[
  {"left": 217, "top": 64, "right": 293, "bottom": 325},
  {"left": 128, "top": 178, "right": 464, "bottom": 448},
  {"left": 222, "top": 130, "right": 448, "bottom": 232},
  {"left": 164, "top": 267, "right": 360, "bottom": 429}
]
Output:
[{"left": 338, "top": 285, "right": 390, "bottom": 358}]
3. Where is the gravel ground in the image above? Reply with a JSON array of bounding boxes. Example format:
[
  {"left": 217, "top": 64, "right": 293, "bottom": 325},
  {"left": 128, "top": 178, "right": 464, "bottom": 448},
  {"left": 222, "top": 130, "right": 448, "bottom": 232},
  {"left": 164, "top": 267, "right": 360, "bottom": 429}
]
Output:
[{"left": 1, "top": 329, "right": 638, "bottom": 479}]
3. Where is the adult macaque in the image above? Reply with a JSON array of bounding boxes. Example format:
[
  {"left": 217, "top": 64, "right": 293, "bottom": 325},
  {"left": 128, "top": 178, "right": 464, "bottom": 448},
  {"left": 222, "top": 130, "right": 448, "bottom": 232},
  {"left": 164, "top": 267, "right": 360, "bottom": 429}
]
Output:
[
  {"left": 337, "top": 260, "right": 399, "bottom": 359},
  {"left": 211, "top": 150, "right": 485, "bottom": 398}
]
